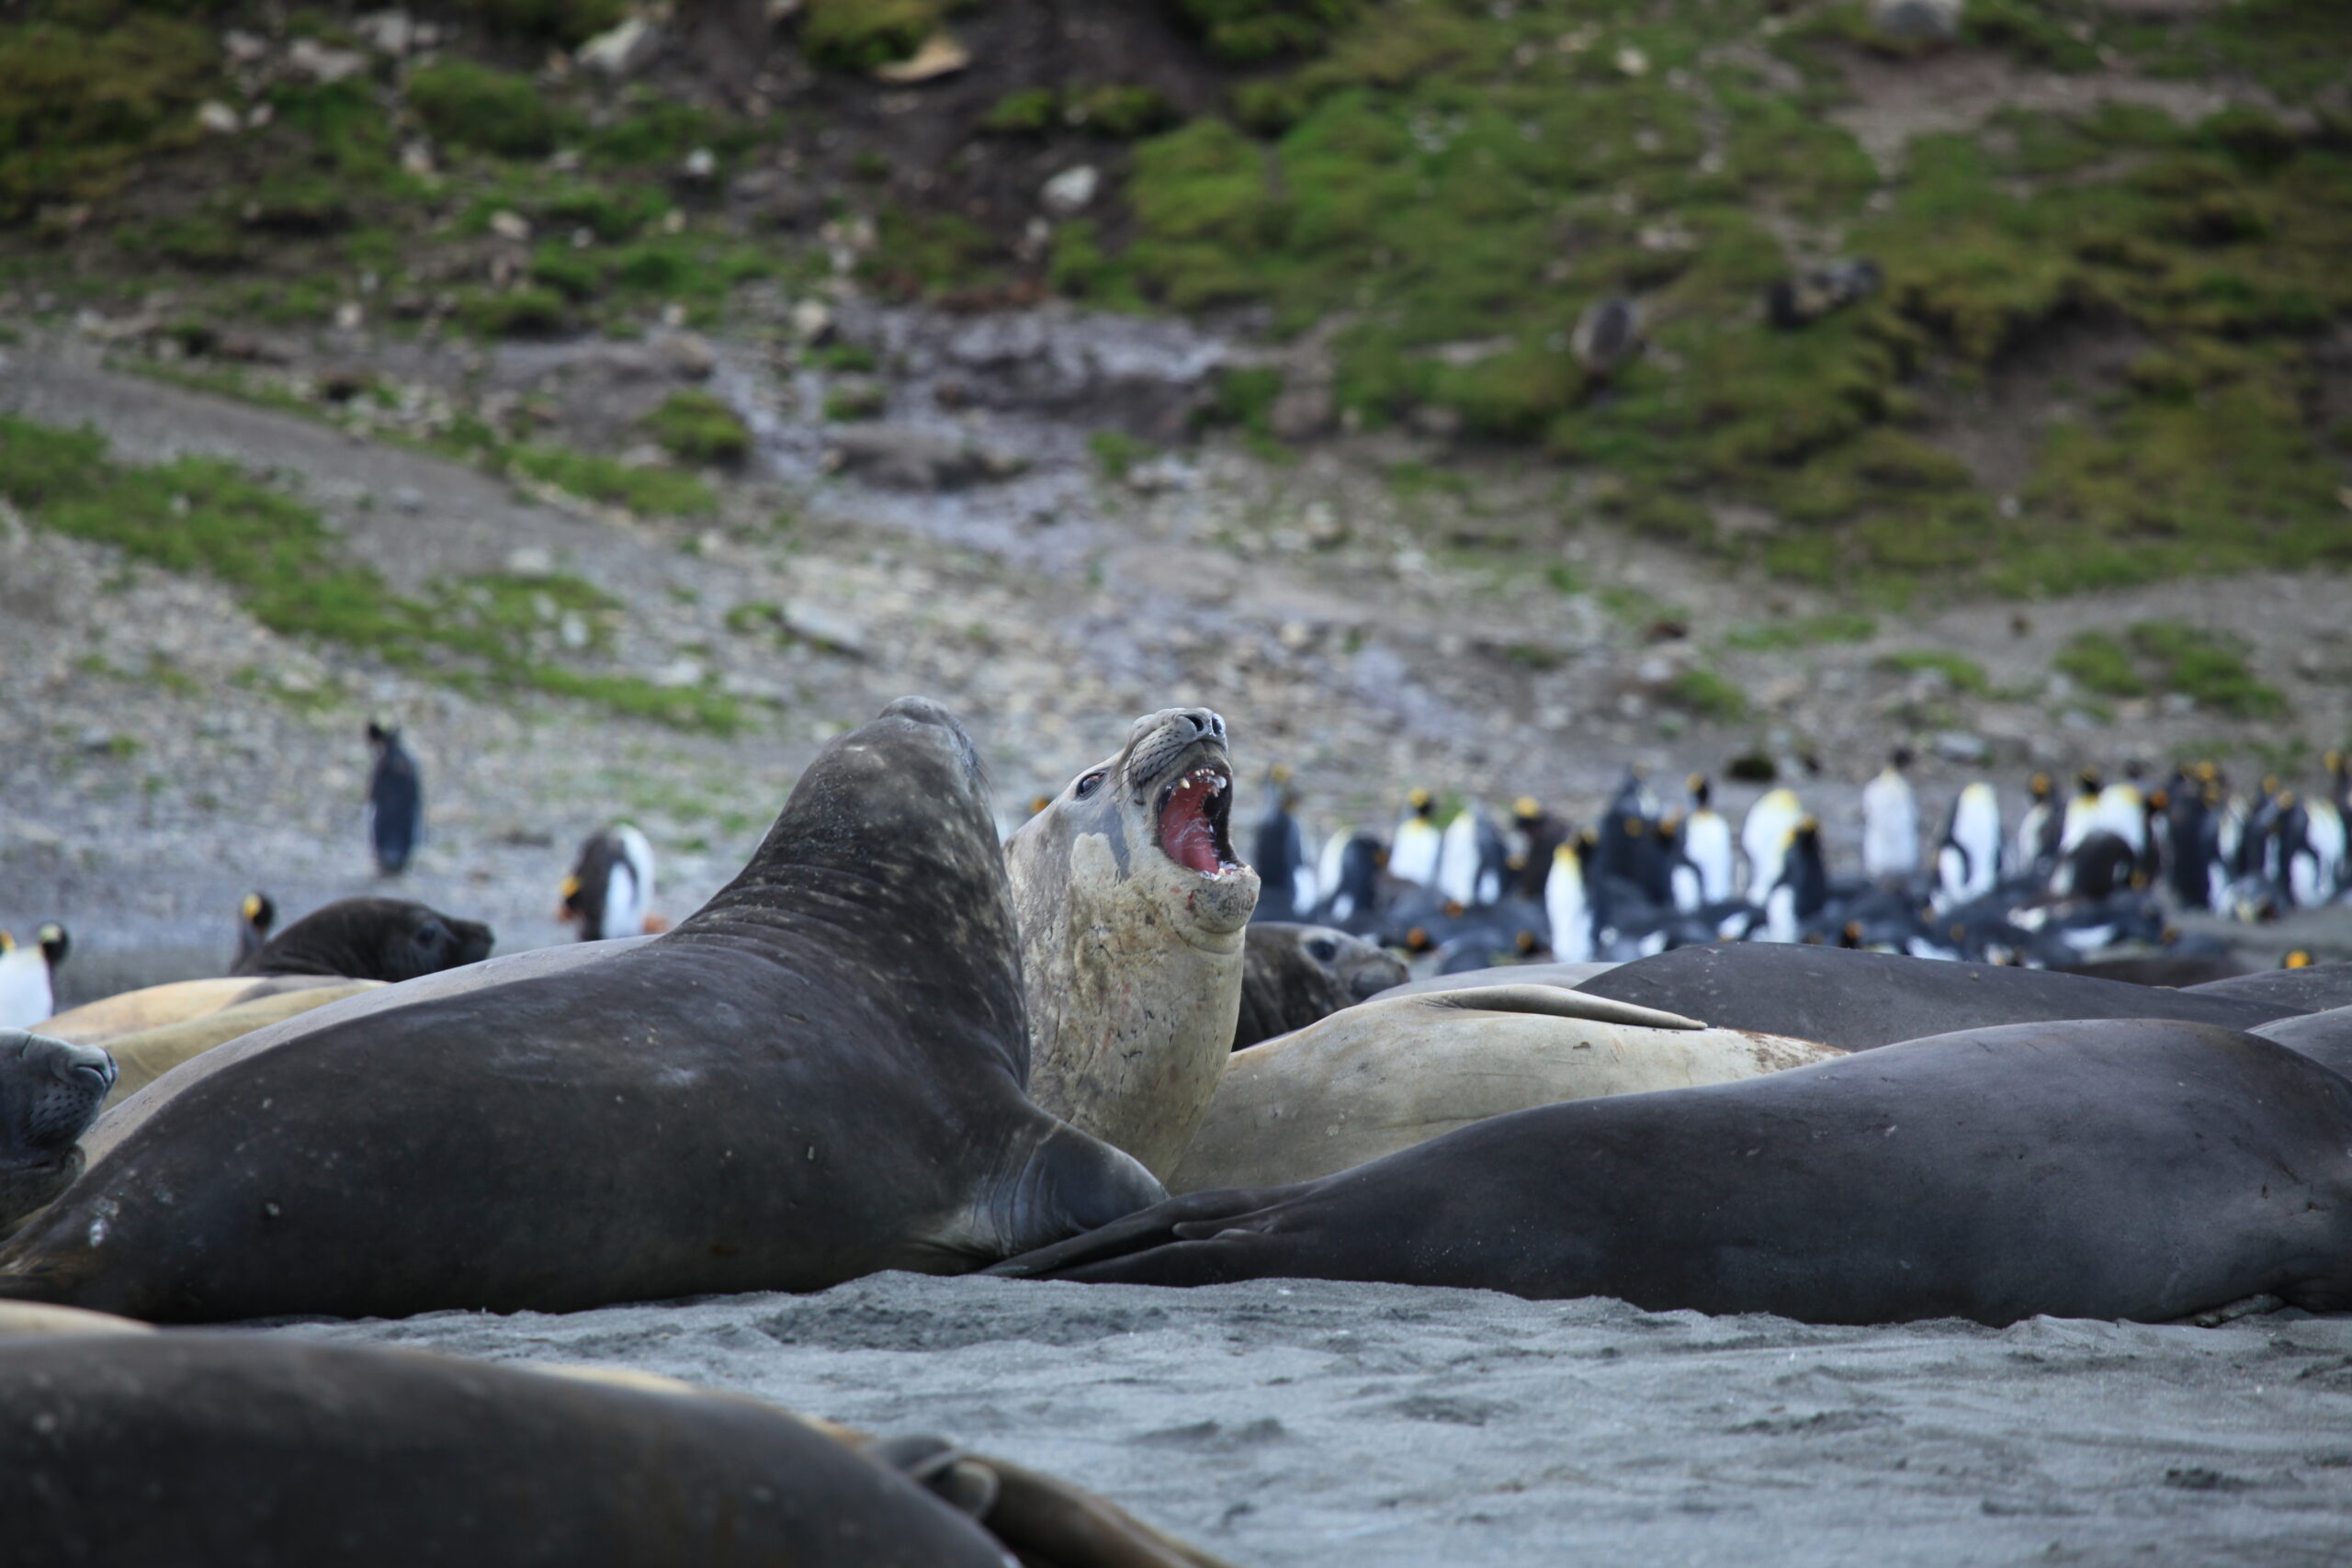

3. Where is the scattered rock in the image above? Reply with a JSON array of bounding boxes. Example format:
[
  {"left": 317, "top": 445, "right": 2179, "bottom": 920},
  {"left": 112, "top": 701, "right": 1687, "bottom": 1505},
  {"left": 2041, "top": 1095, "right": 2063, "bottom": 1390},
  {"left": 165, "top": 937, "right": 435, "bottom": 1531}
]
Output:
[
  {"left": 1041, "top": 164, "right": 1100, "bottom": 217},
  {"left": 680, "top": 147, "right": 717, "bottom": 183},
  {"left": 874, "top": 33, "right": 969, "bottom": 85},
  {"left": 220, "top": 28, "right": 268, "bottom": 65},
  {"left": 391, "top": 486, "right": 424, "bottom": 513},
  {"left": 287, "top": 38, "right": 368, "bottom": 85},
  {"left": 505, "top": 547, "right": 555, "bottom": 577},
  {"left": 729, "top": 167, "right": 821, "bottom": 231},
  {"left": 653, "top": 333, "right": 716, "bottom": 379},
  {"left": 654, "top": 657, "right": 705, "bottom": 688},
  {"left": 782, "top": 601, "right": 868, "bottom": 659},
  {"left": 1932, "top": 730, "right": 1990, "bottom": 764},
  {"left": 197, "top": 101, "right": 242, "bottom": 136},
  {"left": 355, "top": 9, "right": 414, "bottom": 56},
  {"left": 826, "top": 427, "right": 1022, "bottom": 491},
  {"left": 1766, "top": 259, "right": 1883, "bottom": 330},
  {"left": 489, "top": 210, "right": 532, "bottom": 243},
  {"left": 1570, "top": 298, "right": 1644, "bottom": 377},
  {"left": 789, "top": 300, "right": 835, "bottom": 343},
  {"left": 576, "top": 15, "right": 661, "bottom": 81},
  {"left": 1868, "top": 0, "right": 1963, "bottom": 41}
]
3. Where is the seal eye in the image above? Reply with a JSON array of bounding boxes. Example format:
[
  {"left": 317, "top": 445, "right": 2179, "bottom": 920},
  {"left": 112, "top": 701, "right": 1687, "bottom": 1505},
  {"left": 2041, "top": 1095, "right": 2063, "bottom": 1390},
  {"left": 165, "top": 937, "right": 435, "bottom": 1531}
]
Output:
[
  {"left": 1305, "top": 938, "right": 1338, "bottom": 964},
  {"left": 1073, "top": 771, "right": 1106, "bottom": 800}
]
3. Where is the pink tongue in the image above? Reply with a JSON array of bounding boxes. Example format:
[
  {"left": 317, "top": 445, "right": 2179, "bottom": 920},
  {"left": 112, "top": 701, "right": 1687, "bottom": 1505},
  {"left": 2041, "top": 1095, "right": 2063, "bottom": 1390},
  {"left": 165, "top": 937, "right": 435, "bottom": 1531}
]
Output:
[{"left": 1160, "top": 786, "right": 1223, "bottom": 874}]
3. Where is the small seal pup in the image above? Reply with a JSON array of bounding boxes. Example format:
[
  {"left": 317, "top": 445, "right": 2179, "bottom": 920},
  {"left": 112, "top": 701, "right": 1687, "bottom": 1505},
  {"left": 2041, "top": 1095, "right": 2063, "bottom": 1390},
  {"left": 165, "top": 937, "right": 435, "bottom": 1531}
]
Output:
[
  {"left": 1233, "top": 921, "right": 1408, "bottom": 1050},
  {"left": 1008, "top": 707, "right": 1260, "bottom": 1180},
  {"left": 1171, "top": 985, "right": 1838, "bottom": 1192},
  {"left": 995, "top": 1018, "right": 2352, "bottom": 1326},
  {"left": 0, "top": 1030, "right": 116, "bottom": 1236},
  {"left": 0, "top": 698, "right": 1162, "bottom": 1322},
  {"left": 230, "top": 896, "right": 493, "bottom": 981}
]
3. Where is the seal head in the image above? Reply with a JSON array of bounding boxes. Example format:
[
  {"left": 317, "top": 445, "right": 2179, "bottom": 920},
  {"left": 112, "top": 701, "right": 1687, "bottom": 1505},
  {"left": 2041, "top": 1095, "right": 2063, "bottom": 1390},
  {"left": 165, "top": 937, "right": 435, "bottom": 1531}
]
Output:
[
  {"left": 0, "top": 1030, "right": 116, "bottom": 1236},
  {"left": 230, "top": 897, "right": 493, "bottom": 982},
  {"left": 1008, "top": 707, "right": 1260, "bottom": 1179}
]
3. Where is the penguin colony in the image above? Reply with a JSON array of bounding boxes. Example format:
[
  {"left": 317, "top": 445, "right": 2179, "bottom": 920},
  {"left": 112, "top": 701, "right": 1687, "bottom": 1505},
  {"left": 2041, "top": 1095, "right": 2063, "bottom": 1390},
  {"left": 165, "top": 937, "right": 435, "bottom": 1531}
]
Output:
[{"left": 1250, "top": 748, "right": 2352, "bottom": 979}]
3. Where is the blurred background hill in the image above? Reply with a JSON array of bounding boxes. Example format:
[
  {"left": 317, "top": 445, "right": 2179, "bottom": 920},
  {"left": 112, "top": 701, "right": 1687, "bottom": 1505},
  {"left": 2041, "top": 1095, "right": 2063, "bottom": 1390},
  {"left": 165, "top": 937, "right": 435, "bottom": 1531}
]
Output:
[{"left": 3, "top": 0, "right": 2347, "bottom": 980}]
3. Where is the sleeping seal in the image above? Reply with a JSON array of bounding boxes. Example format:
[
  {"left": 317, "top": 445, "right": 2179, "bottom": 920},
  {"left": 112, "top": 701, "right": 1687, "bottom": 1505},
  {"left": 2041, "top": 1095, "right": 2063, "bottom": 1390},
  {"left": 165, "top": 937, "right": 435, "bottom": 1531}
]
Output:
[
  {"left": 995, "top": 1019, "right": 2352, "bottom": 1326},
  {"left": 34, "top": 974, "right": 360, "bottom": 1046},
  {"left": 229, "top": 896, "right": 493, "bottom": 980},
  {"left": 1233, "top": 922, "right": 1408, "bottom": 1050},
  {"left": 0, "top": 1336, "right": 1025, "bottom": 1567},
  {"left": 0, "top": 698, "right": 1161, "bottom": 1322},
  {"left": 0, "top": 1030, "right": 116, "bottom": 1236},
  {"left": 1008, "top": 707, "right": 1259, "bottom": 1179},
  {"left": 1170, "top": 985, "right": 1838, "bottom": 1192},
  {"left": 95, "top": 982, "right": 380, "bottom": 1108},
  {"left": 1574, "top": 942, "right": 2283, "bottom": 1050}
]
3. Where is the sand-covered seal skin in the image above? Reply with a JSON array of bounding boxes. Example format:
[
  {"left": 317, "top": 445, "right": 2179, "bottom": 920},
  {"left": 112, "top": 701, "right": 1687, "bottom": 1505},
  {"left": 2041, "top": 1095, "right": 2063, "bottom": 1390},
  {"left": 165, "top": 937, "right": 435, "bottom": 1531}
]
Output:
[
  {"left": 0, "top": 697, "right": 1162, "bottom": 1322},
  {"left": 0, "top": 1031, "right": 117, "bottom": 1236},
  {"left": 994, "top": 1019, "right": 2352, "bottom": 1327},
  {"left": 1173, "top": 986, "right": 1838, "bottom": 1193},
  {"left": 228, "top": 896, "right": 493, "bottom": 981},
  {"left": 1576, "top": 943, "right": 2283, "bottom": 1051},
  {"left": 2188, "top": 962, "right": 2352, "bottom": 1016},
  {"left": 1233, "top": 922, "right": 1408, "bottom": 1050},
  {"left": 0, "top": 1334, "right": 1016, "bottom": 1567},
  {"left": 1009, "top": 707, "right": 1260, "bottom": 1179}
]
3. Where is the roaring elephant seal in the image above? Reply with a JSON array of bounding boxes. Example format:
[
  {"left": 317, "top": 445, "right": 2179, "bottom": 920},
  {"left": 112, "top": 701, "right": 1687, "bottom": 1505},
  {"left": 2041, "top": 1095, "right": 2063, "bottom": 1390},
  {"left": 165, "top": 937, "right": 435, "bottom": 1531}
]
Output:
[
  {"left": 1008, "top": 707, "right": 1260, "bottom": 1180},
  {"left": 230, "top": 896, "right": 494, "bottom": 980},
  {"left": 0, "top": 698, "right": 1161, "bottom": 1323},
  {"left": 96, "top": 982, "right": 381, "bottom": 1109},
  {"left": 1171, "top": 986, "right": 1838, "bottom": 1192},
  {"left": 0, "top": 1030, "right": 116, "bottom": 1237},
  {"left": 1574, "top": 942, "right": 2284, "bottom": 1050},
  {"left": 995, "top": 1019, "right": 2352, "bottom": 1326},
  {"left": 0, "top": 1334, "right": 1141, "bottom": 1567},
  {"left": 1233, "top": 921, "right": 1408, "bottom": 1050}
]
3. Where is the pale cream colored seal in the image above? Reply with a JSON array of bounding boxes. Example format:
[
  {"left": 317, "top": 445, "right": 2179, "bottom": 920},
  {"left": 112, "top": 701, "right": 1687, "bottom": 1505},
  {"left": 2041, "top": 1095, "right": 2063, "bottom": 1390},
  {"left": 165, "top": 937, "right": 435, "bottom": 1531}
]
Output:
[
  {"left": 38, "top": 975, "right": 357, "bottom": 1046},
  {"left": 1007, "top": 708, "right": 1260, "bottom": 1180},
  {"left": 98, "top": 982, "right": 381, "bottom": 1108},
  {"left": 1170, "top": 984, "right": 1841, "bottom": 1192}
]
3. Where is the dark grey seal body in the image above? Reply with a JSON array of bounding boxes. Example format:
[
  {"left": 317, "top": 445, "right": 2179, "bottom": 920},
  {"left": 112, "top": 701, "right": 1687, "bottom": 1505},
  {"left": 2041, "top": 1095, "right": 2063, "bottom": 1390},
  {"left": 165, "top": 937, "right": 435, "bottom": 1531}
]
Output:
[
  {"left": 2188, "top": 962, "right": 2352, "bottom": 1015},
  {"left": 0, "top": 1031, "right": 116, "bottom": 1236},
  {"left": 2252, "top": 1004, "right": 2352, "bottom": 1081},
  {"left": 228, "top": 896, "right": 493, "bottom": 981},
  {"left": 0, "top": 699, "right": 1160, "bottom": 1322},
  {"left": 1233, "top": 923, "right": 1408, "bottom": 1050},
  {"left": 1574, "top": 943, "right": 2282, "bottom": 1050},
  {"left": 0, "top": 1334, "right": 1012, "bottom": 1567},
  {"left": 992, "top": 1019, "right": 2352, "bottom": 1326}
]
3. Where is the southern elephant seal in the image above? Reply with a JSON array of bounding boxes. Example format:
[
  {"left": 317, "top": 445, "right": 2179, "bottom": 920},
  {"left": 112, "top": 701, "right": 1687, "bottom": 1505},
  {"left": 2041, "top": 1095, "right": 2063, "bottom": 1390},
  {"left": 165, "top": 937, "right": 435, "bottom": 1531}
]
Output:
[
  {"left": 96, "top": 982, "right": 381, "bottom": 1109},
  {"left": 1574, "top": 943, "right": 2284, "bottom": 1050},
  {"left": 1008, "top": 707, "right": 1260, "bottom": 1179},
  {"left": 2251, "top": 1003, "right": 2352, "bottom": 1081},
  {"left": 32, "top": 974, "right": 357, "bottom": 1046},
  {"left": 0, "top": 698, "right": 1161, "bottom": 1322},
  {"left": 0, "top": 1335, "right": 1029, "bottom": 1567},
  {"left": 1373, "top": 960, "right": 1621, "bottom": 1000},
  {"left": 0, "top": 1030, "right": 116, "bottom": 1237},
  {"left": 1233, "top": 921, "right": 1408, "bottom": 1050},
  {"left": 1170, "top": 985, "right": 1838, "bottom": 1192},
  {"left": 230, "top": 895, "right": 493, "bottom": 980},
  {"left": 2188, "top": 961, "right": 2352, "bottom": 1015},
  {"left": 995, "top": 1019, "right": 2352, "bottom": 1326}
]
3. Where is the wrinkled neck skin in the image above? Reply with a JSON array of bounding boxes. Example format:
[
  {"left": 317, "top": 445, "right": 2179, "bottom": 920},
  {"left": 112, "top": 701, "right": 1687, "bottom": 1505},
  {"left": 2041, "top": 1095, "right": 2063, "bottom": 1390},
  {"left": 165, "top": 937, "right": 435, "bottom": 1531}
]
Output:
[{"left": 1008, "top": 733, "right": 1259, "bottom": 1181}]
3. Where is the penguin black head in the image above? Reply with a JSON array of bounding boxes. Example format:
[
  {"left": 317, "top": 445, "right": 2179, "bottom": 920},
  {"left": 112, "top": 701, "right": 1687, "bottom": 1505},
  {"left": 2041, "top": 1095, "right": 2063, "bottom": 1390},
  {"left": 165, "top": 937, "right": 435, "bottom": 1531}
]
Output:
[
  {"left": 1890, "top": 746, "right": 1915, "bottom": 772},
  {"left": 2075, "top": 768, "right": 2102, "bottom": 796},
  {"left": 1271, "top": 762, "right": 1293, "bottom": 787},
  {"left": 2148, "top": 788, "right": 2169, "bottom": 813},
  {"left": 1687, "top": 773, "right": 1710, "bottom": 808},
  {"left": 1408, "top": 786, "right": 1433, "bottom": 818},
  {"left": 36, "top": 923, "right": 68, "bottom": 969},
  {"left": 1403, "top": 926, "right": 1434, "bottom": 955},
  {"left": 366, "top": 720, "right": 400, "bottom": 750},
  {"left": 1840, "top": 920, "right": 1862, "bottom": 949},
  {"left": 1515, "top": 930, "right": 1539, "bottom": 955},
  {"left": 1577, "top": 828, "right": 1599, "bottom": 852}
]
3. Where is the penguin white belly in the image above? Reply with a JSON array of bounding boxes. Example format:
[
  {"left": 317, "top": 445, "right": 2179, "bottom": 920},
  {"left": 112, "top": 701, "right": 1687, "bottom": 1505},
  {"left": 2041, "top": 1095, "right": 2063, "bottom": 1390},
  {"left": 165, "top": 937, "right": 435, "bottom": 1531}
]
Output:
[{"left": 0, "top": 947, "right": 53, "bottom": 1030}]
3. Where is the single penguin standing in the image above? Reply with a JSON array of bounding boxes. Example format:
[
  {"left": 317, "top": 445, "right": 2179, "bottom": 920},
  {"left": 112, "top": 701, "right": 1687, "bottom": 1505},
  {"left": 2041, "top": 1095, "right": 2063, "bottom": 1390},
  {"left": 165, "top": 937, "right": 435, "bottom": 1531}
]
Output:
[
  {"left": 1761, "top": 818, "right": 1829, "bottom": 943},
  {"left": 1740, "top": 786, "right": 1805, "bottom": 904},
  {"left": 364, "top": 721, "right": 424, "bottom": 876},
  {"left": 1934, "top": 783, "right": 2003, "bottom": 907},
  {"left": 1388, "top": 788, "right": 1444, "bottom": 888},
  {"left": 0, "top": 924, "right": 68, "bottom": 1029},
  {"left": 1860, "top": 747, "right": 1921, "bottom": 883},
  {"left": 2057, "top": 769, "right": 2104, "bottom": 857},
  {"left": 233, "top": 892, "right": 277, "bottom": 968},
  {"left": 1250, "top": 764, "right": 1317, "bottom": 922},
  {"left": 1508, "top": 796, "right": 1567, "bottom": 902},
  {"left": 559, "top": 824, "right": 658, "bottom": 942},
  {"left": 1544, "top": 833, "right": 1595, "bottom": 964},
  {"left": 2015, "top": 772, "right": 2063, "bottom": 878},
  {"left": 1679, "top": 773, "right": 1736, "bottom": 906}
]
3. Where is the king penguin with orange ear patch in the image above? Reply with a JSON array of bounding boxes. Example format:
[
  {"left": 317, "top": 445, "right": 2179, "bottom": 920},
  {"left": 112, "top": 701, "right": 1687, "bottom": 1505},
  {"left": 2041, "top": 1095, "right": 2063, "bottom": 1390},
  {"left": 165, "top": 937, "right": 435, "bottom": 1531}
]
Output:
[
  {"left": 0, "top": 926, "right": 69, "bottom": 1030},
  {"left": 560, "top": 825, "right": 658, "bottom": 942}
]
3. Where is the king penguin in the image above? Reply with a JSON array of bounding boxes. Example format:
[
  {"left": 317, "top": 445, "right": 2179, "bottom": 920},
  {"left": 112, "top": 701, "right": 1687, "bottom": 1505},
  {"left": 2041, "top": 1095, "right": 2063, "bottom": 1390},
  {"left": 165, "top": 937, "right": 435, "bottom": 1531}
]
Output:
[
  {"left": 1860, "top": 747, "right": 1921, "bottom": 883},
  {"left": 1680, "top": 773, "right": 1736, "bottom": 906},
  {"left": 233, "top": 892, "right": 277, "bottom": 968},
  {"left": 2015, "top": 772, "right": 2063, "bottom": 877},
  {"left": 364, "top": 721, "right": 424, "bottom": 876},
  {"left": 0, "top": 924, "right": 68, "bottom": 1029},
  {"left": 1544, "top": 832, "right": 1595, "bottom": 964},
  {"left": 1250, "top": 764, "right": 1318, "bottom": 922},
  {"left": 1509, "top": 796, "right": 1567, "bottom": 901},
  {"left": 1934, "top": 782, "right": 2003, "bottom": 908},
  {"left": 560, "top": 824, "right": 658, "bottom": 942},
  {"left": 1741, "top": 786, "right": 1805, "bottom": 904},
  {"left": 1389, "top": 787, "right": 1444, "bottom": 888}
]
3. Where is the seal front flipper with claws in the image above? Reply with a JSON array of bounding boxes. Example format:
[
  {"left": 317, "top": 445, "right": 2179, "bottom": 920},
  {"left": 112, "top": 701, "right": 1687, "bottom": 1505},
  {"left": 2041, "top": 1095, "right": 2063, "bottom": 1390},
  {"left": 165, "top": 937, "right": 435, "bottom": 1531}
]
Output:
[{"left": 0, "top": 697, "right": 1160, "bottom": 1323}]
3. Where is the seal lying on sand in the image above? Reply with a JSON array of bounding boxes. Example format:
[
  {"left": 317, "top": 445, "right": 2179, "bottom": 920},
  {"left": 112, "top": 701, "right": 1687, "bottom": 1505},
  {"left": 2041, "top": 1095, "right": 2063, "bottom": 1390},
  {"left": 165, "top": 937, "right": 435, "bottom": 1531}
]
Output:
[
  {"left": 1232, "top": 922, "right": 1408, "bottom": 1050},
  {"left": 0, "top": 1334, "right": 1232, "bottom": 1567},
  {"left": 1575, "top": 943, "right": 2282, "bottom": 1050},
  {"left": 1008, "top": 707, "right": 1260, "bottom": 1179},
  {"left": 995, "top": 1019, "right": 2352, "bottom": 1326},
  {"left": 1171, "top": 986, "right": 1838, "bottom": 1192},
  {"left": 0, "top": 698, "right": 1161, "bottom": 1322},
  {"left": 229, "top": 896, "right": 492, "bottom": 980},
  {"left": 0, "top": 1030, "right": 115, "bottom": 1237}
]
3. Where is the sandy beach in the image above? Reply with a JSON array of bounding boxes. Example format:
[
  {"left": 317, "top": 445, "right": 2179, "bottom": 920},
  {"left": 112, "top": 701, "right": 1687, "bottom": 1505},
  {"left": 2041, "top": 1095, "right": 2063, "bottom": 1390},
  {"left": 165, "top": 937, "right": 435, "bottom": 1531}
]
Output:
[{"left": 288, "top": 1270, "right": 2352, "bottom": 1566}]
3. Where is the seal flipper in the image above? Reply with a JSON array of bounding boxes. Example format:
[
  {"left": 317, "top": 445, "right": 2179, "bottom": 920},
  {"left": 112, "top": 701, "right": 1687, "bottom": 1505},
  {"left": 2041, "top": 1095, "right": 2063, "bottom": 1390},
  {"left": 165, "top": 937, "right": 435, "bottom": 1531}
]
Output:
[
  {"left": 992, "top": 1121, "right": 1171, "bottom": 1259},
  {"left": 984, "top": 1181, "right": 1302, "bottom": 1280}
]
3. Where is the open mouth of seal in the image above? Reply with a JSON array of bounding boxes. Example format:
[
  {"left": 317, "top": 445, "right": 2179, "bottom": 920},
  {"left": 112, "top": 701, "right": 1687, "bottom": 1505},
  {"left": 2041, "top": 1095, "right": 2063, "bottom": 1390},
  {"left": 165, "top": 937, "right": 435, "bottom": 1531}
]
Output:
[{"left": 1157, "top": 761, "right": 1240, "bottom": 877}]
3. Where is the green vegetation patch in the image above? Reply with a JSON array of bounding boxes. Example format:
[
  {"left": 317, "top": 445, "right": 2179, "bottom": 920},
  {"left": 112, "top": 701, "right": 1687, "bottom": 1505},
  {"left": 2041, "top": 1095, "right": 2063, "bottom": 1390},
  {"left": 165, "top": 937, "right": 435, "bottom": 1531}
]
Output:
[
  {"left": 0, "top": 416, "right": 737, "bottom": 731},
  {"left": 1724, "top": 612, "right": 1877, "bottom": 651},
  {"left": 800, "top": 0, "right": 936, "bottom": 72},
  {"left": 0, "top": 7, "right": 217, "bottom": 220},
  {"left": 1665, "top": 665, "right": 1749, "bottom": 723},
  {"left": 1088, "top": 430, "right": 1156, "bottom": 482},
  {"left": 1878, "top": 649, "right": 1990, "bottom": 695},
  {"left": 408, "top": 61, "right": 572, "bottom": 160},
  {"left": 509, "top": 443, "right": 718, "bottom": 517},
  {"left": 642, "top": 390, "right": 752, "bottom": 466},
  {"left": 2056, "top": 622, "right": 2286, "bottom": 718}
]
